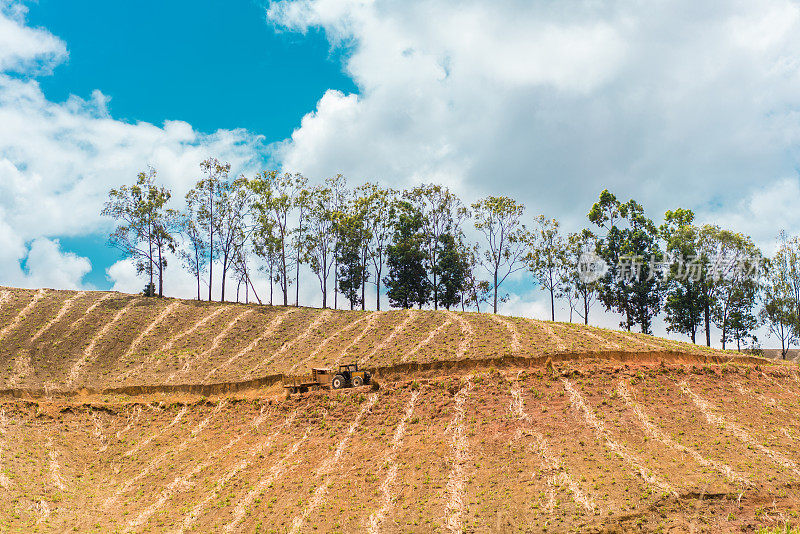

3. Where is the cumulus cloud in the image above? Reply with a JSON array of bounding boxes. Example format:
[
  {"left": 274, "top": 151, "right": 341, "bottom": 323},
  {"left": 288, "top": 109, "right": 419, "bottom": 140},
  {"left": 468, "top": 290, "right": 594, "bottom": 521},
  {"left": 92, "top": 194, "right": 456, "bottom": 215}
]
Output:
[
  {"left": 0, "top": 76, "right": 266, "bottom": 242},
  {"left": 268, "top": 0, "right": 800, "bottom": 243},
  {"left": 1, "top": 237, "right": 91, "bottom": 289},
  {"left": 702, "top": 178, "right": 800, "bottom": 254},
  {"left": 0, "top": 1, "right": 66, "bottom": 72}
]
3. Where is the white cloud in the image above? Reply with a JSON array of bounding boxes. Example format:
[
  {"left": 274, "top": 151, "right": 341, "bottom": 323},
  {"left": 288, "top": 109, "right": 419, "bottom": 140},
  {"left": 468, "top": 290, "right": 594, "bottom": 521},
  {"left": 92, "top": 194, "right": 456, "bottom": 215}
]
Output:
[
  {"left": 1, "top": 237, "right": 91, "bottom": 290},
  {"left": 700, "top": 178, "right": 800, "bottom": 254},
  {"left": 0, "top": 75, "right": 266, "bottom": 242},
  {"left": 22, "top": 238, "right": 91, "bottom": 289},
  {"left": 0, "top": 1, "right": 66, "bottom": 73},
  {"left": 268, "top": 0, "right": 800, "bottom": 238}
]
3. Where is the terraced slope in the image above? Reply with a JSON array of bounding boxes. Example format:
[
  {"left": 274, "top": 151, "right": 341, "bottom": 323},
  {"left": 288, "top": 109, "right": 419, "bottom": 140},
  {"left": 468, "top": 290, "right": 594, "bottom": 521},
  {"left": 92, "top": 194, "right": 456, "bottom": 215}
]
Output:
[
  {"left": 0, "top": 286, "right": 733, "bottom": 393},
  {"left": 0, "top": 364, "right": 799, "bottom": 532},
  {"left": 3, "top": 286, "right": 796, "bottom": 532}
]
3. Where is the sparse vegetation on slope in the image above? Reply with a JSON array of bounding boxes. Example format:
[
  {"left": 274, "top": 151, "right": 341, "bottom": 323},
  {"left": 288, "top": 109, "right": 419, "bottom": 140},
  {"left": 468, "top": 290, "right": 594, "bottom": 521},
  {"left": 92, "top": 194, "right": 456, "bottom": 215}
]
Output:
[
  {"left": 0, "top": 365, "right": 796, "bottom": 531},
  {"left": 1, "top": 286, "right": 796, "bottom": 532},
  {"left": 0, "top": 286, "right": 739, "bottom": 392}
]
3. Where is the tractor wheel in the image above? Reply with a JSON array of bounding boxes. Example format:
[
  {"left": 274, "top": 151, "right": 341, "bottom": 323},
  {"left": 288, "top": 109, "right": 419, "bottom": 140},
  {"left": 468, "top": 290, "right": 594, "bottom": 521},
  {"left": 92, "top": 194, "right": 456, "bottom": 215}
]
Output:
[
  {"left": 352, "top": 376, "right": 364, "bottom": 388},
  {"left": 332, "top": 375, "right": 346, "bottom": 389}
]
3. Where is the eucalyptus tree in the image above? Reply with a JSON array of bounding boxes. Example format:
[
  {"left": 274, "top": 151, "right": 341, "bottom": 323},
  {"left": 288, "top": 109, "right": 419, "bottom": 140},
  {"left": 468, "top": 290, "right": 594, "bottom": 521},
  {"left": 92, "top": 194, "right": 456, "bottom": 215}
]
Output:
[
  {"left": 711, "top": 232, "right": 761, "bottom": 349},
  {"left": 335, "top": 200, "right": 371, "bottom": 310},
  {"left": 327, "top": 174, "right": 349, "bottom": 309},
  {"left": 772, "top": 231, "right": 800, "bottom": 330},
  {"left": 384, "top": 201, "right": 430, "bottom": 309},
  {"left": 434, "top": 231, "right": 469, "bottom": 310},
  {"left": 761, "top": 253, "right": 797, "bottom": 358},
  {"left": 726, "top": 281, "right": 759, "bottom": 351},
  {"left": 561, "top": 229, "right": 600, "bottom": 325},
  {"left": 304, "top": 184, "right": 337, "bottom": 308},
  {"left": 660, "top": 209, "right": 705, "bottom": 343},
  {"left": 527, "top": 215, "right": 567, "bottom": 321},
  {"left": 247, "top": 171, "right": 303, "bottom": 306},
  {"left": 760, "top": 233, "right": 800, "bottom": 357},
  {"left": 693, "top": 225, "right": 737, "bottom": 345},
  {"left": 102, "top": 166, "right": 176, "bottom": 297},
  {"left": 185, "top": 158, "right": 230, "bottom": 301},
  {"left": 405, "top": 184, "right": 468, "bottom": 309},
  {"left": 292, "top": 175, "right": 310, "bottom": 306},
  {"left": 471, "top": 196, "right": 528, "bottom": 313},
  {"left": 216, "top": 176, "right": 254, "bottom": 302},
  {"left": 247, "top": 172, "right": 280, "bottom": 305},
  {"left": 589, "top": 190, "right": 664, "bottom": 334},
  {"left": 357, "top": 183, "right": 397, "bottom": 310},
  {"left": 177, "top": 214, "right": 206, "bottom": 301}
]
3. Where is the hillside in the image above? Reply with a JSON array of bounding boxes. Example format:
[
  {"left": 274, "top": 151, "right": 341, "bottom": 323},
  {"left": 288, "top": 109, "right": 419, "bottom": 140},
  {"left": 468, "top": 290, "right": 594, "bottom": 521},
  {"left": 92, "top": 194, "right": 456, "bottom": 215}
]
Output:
[
  {"left": 2, "top": 286, "right": 799, "bottom": 532},
  {"left": 0, "top": 286, "right": 737, "bottom": 394}
]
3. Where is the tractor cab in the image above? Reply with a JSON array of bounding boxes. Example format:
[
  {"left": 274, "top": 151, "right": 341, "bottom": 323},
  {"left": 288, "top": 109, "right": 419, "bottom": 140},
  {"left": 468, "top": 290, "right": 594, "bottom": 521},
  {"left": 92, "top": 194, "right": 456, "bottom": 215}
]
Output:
[{"left": 331, "top": 363, "right": 371, "bottom": 389}]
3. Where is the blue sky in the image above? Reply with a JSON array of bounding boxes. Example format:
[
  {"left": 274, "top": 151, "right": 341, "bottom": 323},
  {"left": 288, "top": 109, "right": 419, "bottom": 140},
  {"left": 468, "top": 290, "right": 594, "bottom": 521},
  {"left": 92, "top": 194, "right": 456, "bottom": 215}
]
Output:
[
  {"left": 25, "top": 0, "right": 355, "bottom": 139},
  {"left": 19, "top": 0, "right": 356, "bottom": 288}
]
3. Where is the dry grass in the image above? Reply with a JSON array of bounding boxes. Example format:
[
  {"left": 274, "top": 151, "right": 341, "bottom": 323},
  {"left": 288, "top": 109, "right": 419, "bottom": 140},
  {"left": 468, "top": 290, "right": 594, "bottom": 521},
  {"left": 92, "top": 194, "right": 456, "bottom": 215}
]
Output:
[{"left": 0, "top": 286, "right": 743, "bottom": 391}]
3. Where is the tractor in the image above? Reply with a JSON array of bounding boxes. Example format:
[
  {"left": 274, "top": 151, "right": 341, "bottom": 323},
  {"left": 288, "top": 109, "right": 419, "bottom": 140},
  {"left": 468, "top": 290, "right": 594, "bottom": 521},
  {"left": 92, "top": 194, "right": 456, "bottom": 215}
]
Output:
[
  {"left": 282, "top": 362, "right": 371, "bottom": 393},
  {"left": 330, "top": 363, "right": 371, "bottom": 389}
]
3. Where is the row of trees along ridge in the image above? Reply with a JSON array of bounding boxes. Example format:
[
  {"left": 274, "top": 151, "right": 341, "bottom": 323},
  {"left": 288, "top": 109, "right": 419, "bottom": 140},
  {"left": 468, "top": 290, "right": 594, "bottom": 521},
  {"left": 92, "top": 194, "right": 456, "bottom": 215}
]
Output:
[{"left": 102, "top": 159, "right": 800, "bottom": 356}]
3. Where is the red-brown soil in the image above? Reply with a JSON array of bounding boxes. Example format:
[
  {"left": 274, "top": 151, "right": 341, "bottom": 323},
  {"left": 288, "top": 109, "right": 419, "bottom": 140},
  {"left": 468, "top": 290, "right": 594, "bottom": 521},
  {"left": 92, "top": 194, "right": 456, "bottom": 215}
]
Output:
[{"left": 0, "top": 286, "right": 797, "bottom": 533}]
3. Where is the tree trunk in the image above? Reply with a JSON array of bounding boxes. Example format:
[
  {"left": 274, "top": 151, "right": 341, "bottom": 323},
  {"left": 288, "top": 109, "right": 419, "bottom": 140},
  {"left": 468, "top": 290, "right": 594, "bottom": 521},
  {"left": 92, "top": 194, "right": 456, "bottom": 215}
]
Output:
[
  {"left": 157, "top": 244, "right": 163, "bottom": 297},
  {"left": 781, "top": 325, "right": 787, "bottom": 358},
  {"left": 246, "top": 273, "right": 262, "bottom": 305},
  {"left": 583, "top": 295, "right": 589, "bottom": 325},
  {"left": 281, "top": 242, "right": 288, "bottom": 307},
  {"left": 221, "top": 256, "right": 227, "bottom": 302},
  {"left": 148, "top": 219, "right": 154, "bottom": 294},
  {"left": 208, "top": 188, "right": 213, "bottom": 302},
  {"left": 704, "top": 303, "right": 711, "bottom": 346},
  {"left": 361, "top": 261, "right": 366, "bottom": 311},
  {"left": 376, "top": 265, "right": 381, "bottom": 311},
  {"left": 295, "top": 246, "right": 300, "bottom": 307},
  {"left": 493, "top": 269, "right": 498, "bottom": 314},
  {"left": 334, "top": 260, "right": 338, "bottom": 310},
  {"left": 433, "top": 267, "right": 438, "bottom": 310}
]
